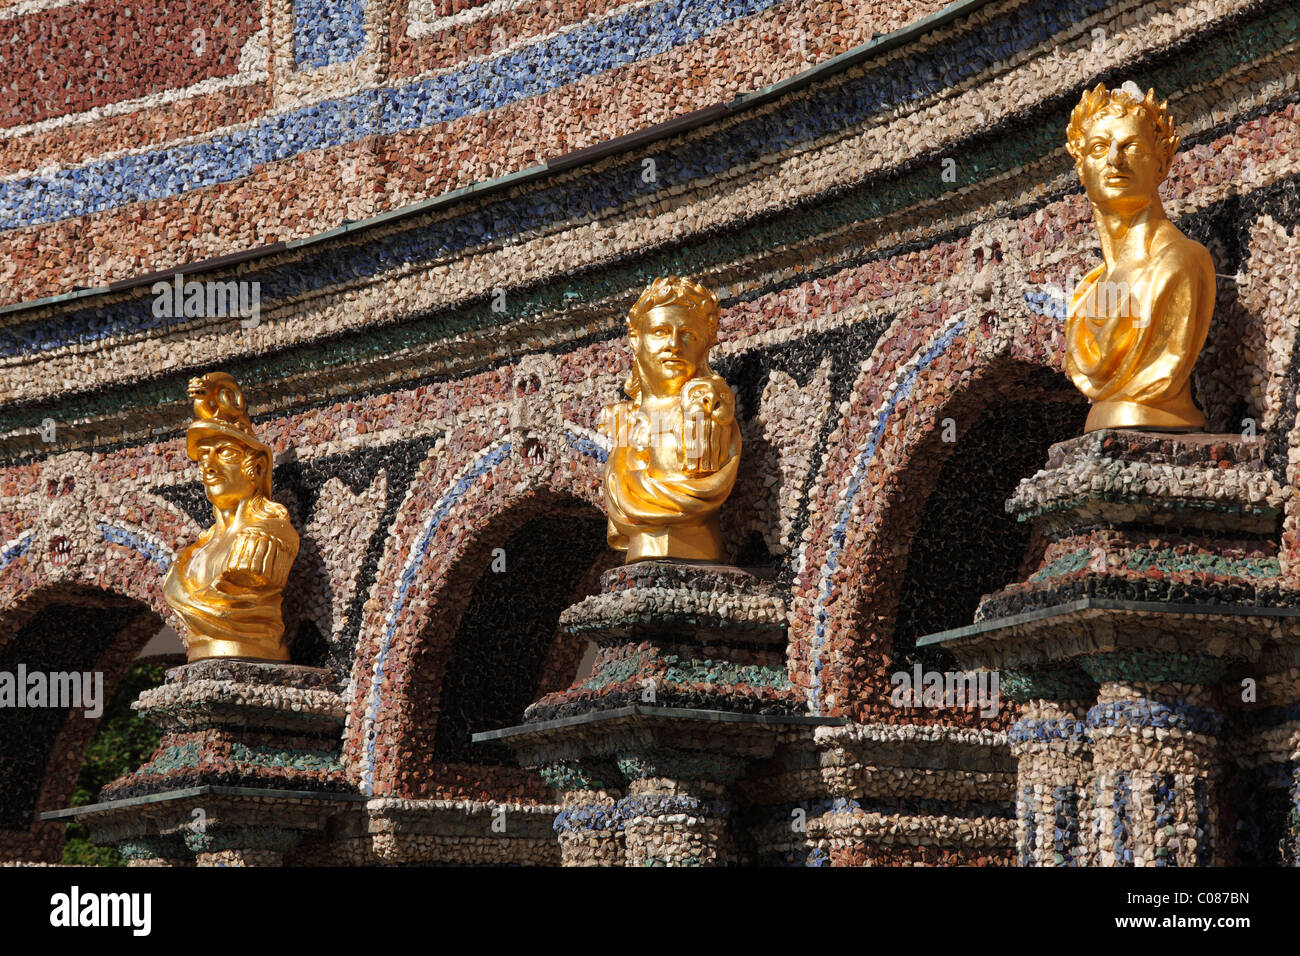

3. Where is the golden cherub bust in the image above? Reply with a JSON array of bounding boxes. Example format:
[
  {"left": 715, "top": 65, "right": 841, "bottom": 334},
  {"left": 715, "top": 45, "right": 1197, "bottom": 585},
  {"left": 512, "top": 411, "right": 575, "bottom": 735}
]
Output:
[
  {"left": 1064, "top": 82, "right": 1214, "bottom": 432},
  {"left": 163, "top": 373, "right": 299, "bottom": 662},
  {"left": 599, "top": 276, "right": 741, "bottom": 562}
]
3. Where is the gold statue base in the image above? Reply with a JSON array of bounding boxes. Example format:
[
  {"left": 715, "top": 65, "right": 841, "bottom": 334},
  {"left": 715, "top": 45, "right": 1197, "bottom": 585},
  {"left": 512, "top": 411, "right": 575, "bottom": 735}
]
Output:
[
  {"left": 623, "top": 518, "right": 724, "bottom": 563},
  {"left": 1084, "top": 396, "right": 1205, "bottom": 433},
  {"left": 185, "top": 635, "right": 291, "bottom": 663}
]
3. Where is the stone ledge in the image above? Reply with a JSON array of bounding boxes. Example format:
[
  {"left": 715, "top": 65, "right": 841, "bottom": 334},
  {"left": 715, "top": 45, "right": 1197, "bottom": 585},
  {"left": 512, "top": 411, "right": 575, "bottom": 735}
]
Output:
[
  {"left": 919, "top": 598, "right": 1300, "bottom": 671},
  {"left": 40, "top": 785, "right": 368, "bottom": 821},
  {"left": 1009, "top": 431, "right": 1287, "bottom": 535}
]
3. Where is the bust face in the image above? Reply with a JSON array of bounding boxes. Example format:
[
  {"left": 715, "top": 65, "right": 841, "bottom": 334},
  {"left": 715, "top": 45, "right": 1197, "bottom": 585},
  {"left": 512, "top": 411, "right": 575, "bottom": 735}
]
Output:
[
  {"left": 1077, "top": 111, "right": 1162, "bottom": 214},
  {"left": 197, "top": 437, "right": 259, "bottom": 508},
  {"left": 630, "top": 304, "right": 711, "bottom": 398}
]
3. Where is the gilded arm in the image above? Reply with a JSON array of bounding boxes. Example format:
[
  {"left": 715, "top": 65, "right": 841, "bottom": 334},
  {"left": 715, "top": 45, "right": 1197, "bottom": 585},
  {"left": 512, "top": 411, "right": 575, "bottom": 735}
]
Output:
[{"left": 223, "top": 528, "right": 293, "bottom": 590}]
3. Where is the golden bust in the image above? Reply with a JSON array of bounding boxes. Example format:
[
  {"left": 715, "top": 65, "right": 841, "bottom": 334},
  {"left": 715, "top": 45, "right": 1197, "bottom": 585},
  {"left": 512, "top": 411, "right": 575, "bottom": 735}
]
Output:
[
  {"left": 163, "top": 373, "right": 298, "bottom": 662},
  {"left": 1063, "top": 83, "right": 1214, "bottom": 432},
  {"left": 600, "top": 276, "right": 741, "bottom": 562}
]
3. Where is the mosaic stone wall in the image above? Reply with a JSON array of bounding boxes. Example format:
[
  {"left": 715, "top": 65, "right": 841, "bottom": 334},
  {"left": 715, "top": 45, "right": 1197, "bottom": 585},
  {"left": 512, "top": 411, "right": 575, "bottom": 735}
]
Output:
[
  {"left": 0, "top": 0, "right": 951, "bottom": 306},
  {"left": 3, "top": 0, "right": 1300, "bottom": 863}
]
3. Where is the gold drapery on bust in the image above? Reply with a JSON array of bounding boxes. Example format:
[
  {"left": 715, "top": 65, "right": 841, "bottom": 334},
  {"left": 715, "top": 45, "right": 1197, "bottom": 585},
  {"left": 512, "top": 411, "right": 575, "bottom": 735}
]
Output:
[
  {"left": 1061, "top": 83, "right": 1214, "bottom": 433},
  {"left": 1065, "top": 244, "right": 1213, "bottom": 431},
  {"left": 602, "top": 392, "right": 741, "bottom": 562},
  {"left": 163, "top": 373, "right": 299, "bottom": 662}
]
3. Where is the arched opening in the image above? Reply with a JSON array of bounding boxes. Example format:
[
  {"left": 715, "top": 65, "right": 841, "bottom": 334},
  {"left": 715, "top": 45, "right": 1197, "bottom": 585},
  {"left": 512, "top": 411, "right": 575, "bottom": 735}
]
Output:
[
  {"left": 60, "top": 659, "right": 170, "bottom": 864},
  {"left": 0, "top": 587, "right": 161, "bottom": 863},
  {"left": 390, "top": 495, "right": 614, "bottom": 799},
  {"left": 891, "top": 385, "right": 1088, "bottom": 673},
  {"left": 433, "top": 505, "right": 611, "bottom": 765},
  {"left": 823, "top": 359, "right": 1086, "bottom": 723},
  {"left": 60, "top": 623, "right": 183, "bottom": 865}
]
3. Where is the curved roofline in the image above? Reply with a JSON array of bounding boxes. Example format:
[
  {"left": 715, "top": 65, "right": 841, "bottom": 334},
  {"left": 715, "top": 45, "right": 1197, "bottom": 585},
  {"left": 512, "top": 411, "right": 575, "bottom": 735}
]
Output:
[{"left": 0, "top": 0, "right": 999, "bottom": 320}]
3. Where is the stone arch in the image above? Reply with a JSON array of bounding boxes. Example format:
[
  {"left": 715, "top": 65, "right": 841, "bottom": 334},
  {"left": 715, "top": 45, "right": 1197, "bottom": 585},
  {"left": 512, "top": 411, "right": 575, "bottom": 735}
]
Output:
[
  {"left": 0, "top": 584, "right": 162, "bottom": 862},
  {"left": 428, "top": 502, "right": 612, "bottom": 767},
  {"left": 345, "top": 424, "right": 608, "bottom": 797},
  {"left": 791, "top": 308, "right": 1084, "bottom": 722},
  {"left": 0, "top": 479, "right": 195, "bottom": 638}
]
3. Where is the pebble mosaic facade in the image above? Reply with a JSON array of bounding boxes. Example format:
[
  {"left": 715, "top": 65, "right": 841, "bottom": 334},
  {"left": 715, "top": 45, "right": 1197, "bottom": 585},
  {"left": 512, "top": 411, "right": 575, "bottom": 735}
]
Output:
[{"left": 3, "top": 0, "right": 1300, "bottom": 865}]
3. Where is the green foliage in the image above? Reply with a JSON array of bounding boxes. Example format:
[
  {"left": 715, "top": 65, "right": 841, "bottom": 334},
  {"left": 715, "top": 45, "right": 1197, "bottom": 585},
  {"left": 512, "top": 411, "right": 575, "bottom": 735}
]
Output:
[{"left": 61, "top": 662, "right": 168, "bottom": 866}]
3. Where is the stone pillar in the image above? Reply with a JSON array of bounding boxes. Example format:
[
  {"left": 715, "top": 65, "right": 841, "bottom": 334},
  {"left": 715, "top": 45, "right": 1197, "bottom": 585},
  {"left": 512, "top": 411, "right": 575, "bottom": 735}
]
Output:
[
  {"left": 619, "top": 777, "right": 729, "bottom": 867},
  {"left": 479, "top": 561, "right": 839, "bottom": 867},
  {"left": 1004, "top": 670, "right": 1094, "bottom": 866},
  {"left": 1081, "top": 653, "right": 1225, "bottom": 867},
  {"left": 542, "top": 762, "right": 625, "bottom": 867},
  {"left": 44, "top": 660, "right": 359, "bottom": 865},
  {"left": 918, "top": 430, "right": 1300, "bottom": 867},
  {"left": 612, "top": 748, "right": 751, "bottom": 867}
]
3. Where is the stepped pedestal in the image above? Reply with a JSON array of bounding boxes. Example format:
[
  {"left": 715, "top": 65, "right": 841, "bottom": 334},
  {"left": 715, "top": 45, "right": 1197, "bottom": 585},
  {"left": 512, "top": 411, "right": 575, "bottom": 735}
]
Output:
[
  {"left": 920, "top": 431, "right": 1300, "bottom": 866},
  {"left": 477, "top": 561, "right": 837, "bottom": 866},
  {"left": 44, "top": 660, "right": 360, "bottom": 866}
]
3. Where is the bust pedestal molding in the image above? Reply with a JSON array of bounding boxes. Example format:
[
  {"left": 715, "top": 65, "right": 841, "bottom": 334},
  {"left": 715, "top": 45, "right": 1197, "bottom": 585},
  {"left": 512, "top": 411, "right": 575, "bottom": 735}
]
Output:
[
  {"left": 477, "top": 560, "right": 839, "bottom": 866},
  {"left": 920, "top": 430, "right": 1300, "bottom": 866},
  {"left": 45, "top": 659, "right": 356, "bottom": 866}
]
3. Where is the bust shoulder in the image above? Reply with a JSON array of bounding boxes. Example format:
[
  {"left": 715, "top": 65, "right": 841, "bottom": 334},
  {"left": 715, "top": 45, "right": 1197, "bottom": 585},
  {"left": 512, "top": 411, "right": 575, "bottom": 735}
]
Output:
[
  {"left": 244, "top": 501, "right": 300, "bottom": 553},
  {"left": 598, "top": 398, "right": 630, "bottom": 425},
  {"left": 1148, "top": 224, "right": 1214, "bottom": 282}
]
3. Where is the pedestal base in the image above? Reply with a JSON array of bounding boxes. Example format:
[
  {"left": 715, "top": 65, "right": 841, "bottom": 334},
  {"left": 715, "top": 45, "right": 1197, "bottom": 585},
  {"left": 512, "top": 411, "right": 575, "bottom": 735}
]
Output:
[
  {"left": 920, "top": 431, "right": 1300, "bottom": 866},
  {"left": 479, "top": 561, "right": 837, "bottom": 865},
  {"left": 527, "top": 561, "right": 798, "bottom": 720},
  {"left": 44, "top": 660, "right": 355, "bottom": 865}
]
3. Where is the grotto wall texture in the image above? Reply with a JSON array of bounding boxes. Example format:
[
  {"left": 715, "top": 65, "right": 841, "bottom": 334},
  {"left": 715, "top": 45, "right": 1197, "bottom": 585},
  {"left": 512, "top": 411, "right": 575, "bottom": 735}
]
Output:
[
  {"left": 2, "top": 0, "right": 1300, "bottom": 864},
  {"left": 0, "top": 0, "right": 951, "bottom": 306}
]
